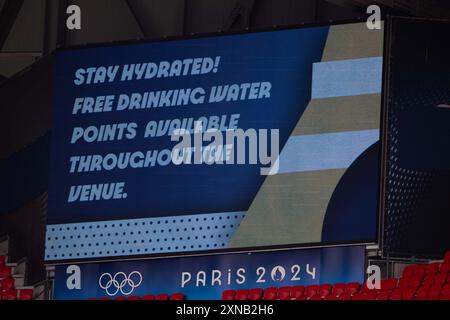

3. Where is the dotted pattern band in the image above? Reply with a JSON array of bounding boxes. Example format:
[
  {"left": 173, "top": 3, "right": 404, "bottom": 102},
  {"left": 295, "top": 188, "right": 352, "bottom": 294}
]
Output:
[{"left": 45, "top": 212, "right": 245, "bottom": 261}]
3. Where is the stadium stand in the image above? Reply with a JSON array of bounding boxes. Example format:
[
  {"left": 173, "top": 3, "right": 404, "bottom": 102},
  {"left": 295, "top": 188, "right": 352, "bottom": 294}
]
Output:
[
  {"left": 0, "top": 237, "right": 36, "bottom": 300},
  {"left": 220, "top": 251, "right": 450, "bottom": 301},
  {"left": 0, "top": 254, "right": 35, "bottom": 300}
]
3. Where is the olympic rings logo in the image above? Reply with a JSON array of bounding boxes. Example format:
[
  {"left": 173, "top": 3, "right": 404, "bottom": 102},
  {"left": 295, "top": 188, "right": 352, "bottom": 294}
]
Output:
[{"left": 98, "top": 271, "right": 143, "bottom": 296}]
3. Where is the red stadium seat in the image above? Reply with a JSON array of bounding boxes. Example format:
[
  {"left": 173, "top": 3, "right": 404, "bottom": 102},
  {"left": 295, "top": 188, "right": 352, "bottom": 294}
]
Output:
[
  {"left": 18, "top": 289, "right": 33, "bottom": 301},
  {"left": 409, "top": 275, "right": 423, "bottom": 288},
  {"left": 359, "top": 292, "right": 374, "bottom": 300},
  {"left": 415, "top": 288, "right": 430, "bottom": 300},
  {"left": 360, "top": 281, "right": 371, "bottom": 293},
  {"left": 422, "top": 273, "right": 446, "bottom": 288},
  {"left": 114, "top": 297, "right": 126, "bottom": 300},
  {"left": 0, "top": 266, "right": 12, "bottom": 279},
  {"left": 290, "top": 286, "right": 304, "bottom": 299},
  {"left": 363, "top": 292, "right": 377, "bottom": 300},
  {"left": 127, "top": 296, "right": 140, "bottom": 300},
  {"left": 304, "top": 285, "right": 318, "bottom": 299},
  {"left": 170, "top": 293, "right": 184, "bottom": 301},
  {"left": 99, "top": 297, "right": 111, "bottom": 300},
  {"left": 428, "top": 284, "right": 442, "bottom": 297},
  {"left": 1, "top": 277, "right": 15, "bottom": 291},
  {"left": 376, "top": 290, "right": 391, "bottom": 300},
  {"left": 222, "top": 290, "right": 235, "bottom": 300},
  {"left": 443, "top": 251, "right": 450, "bottom": 264},
  {"left": 0, "top": 256, "right": 5, "bottom": 267},
  {"left": 337, "top": 294, "right": 352, "bottom": 300},
  {"left": 324, "top": 295, "right": 337, "bottom": 300},
  {"left": 416, "top": 286, "right": 440, "bottom": 300},
  {"left": 389, "top": 289, "right": 403, "bottom": 300},
  {"left": 402, "top": 264, "right": 426, "bottom": 278},
  {"left": 277, "top": 287, "right": 291, "bottom": 300},
  {"left": 398, "top": 278, "right": 410, "bottom": 289},
  {"left": 440, "top": 295, "right": 450, "bottom": 300},
  {"left": 402, "top": 265, "right": 415, "bottom": 278},
  {"left": 345, "top": 282, "right": 360, "bottom": 295},
  {"left": 413, "top": 265, "right": 426, "bottom": 277},
  {"left": 234, "top": 289, "right": 249, "bottom": 300},
  {"left": 247, "top": 288, "right": 263, "bottom": 300},
  {"left": 351, "top": 293, "right": 363, "bottom": 300},
  {"left": 402, "top": 288, "right": 416, "bottom": 300},
  {"left": 1, "top": 290, "right": 17, "bottom": 300},
  {"left": 263, "top": 287, "right": 278, "bottom": 300},
  {"left": 155, "top": 294, "right": 169, "bottom": 300},
  {"left": 142, "top": 294, "right": 155, "bottom": 300},
  {"left": 289, "top": 286, "right": 305, "bottom": 300},
  {"left": 380, "top": 279, "right": 397, "bottom": 291},
  {"left": 400, "top": 275, "right": 423, "bottom": 289},
  {"left": 317, "top": 284, "right": 331, "bottom": 298},
  {"left": 441, "top": 284, "right": 450, "bottom": 296},
  {"left": 309, "top": 294, "right": 322, "bottom": 300},
  {"left": 422, "top": 274, "right": 436, "bottom": 287},
  {"left": 434, "top": 273, "right": 448, "bottom": 285},
  {"left": 424, "top": 263, "right": 440, "bottom": 275},
  {"left": 331, "top": 283, "right": 346, "bottom": 297},
  {"left": 440, "top": 262, "right": 450, "bottom": 273}
]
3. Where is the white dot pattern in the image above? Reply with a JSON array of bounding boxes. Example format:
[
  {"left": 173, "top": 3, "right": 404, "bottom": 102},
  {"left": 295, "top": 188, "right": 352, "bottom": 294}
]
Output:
[{"left": 45, "top": 212, "right": 245, "bottom": 261}]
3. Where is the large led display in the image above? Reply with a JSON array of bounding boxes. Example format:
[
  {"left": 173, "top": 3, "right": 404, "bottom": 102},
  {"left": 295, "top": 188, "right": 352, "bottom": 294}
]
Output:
[{"left": 46, "top": 22, "right": 384, "bottom": 262}]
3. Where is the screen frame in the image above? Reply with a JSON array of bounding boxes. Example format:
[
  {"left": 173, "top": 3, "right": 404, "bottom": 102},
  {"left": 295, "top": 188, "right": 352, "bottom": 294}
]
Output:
[{"left": 46, "top": 17, "right": 387, "bottom": 265}]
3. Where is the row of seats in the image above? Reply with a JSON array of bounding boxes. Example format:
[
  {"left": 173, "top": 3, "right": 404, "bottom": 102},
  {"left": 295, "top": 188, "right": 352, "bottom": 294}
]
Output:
[
  {"left": 222, "top": 251, "right": 450, "bottom": 300},
  {"left": 222, "top": 283, "right": 360, "bottom": 300},
  {"left": 0, "top": 266, "right": 12, "bottom": 279},
  {"left": 88, "top": 293, "right": 184, "bottom": 301},
  {"left": 1, "top": 289, "right": 34, "bottom": 300},
  {"left": 223, "top": 280, "right": 450, "bottom": 301},
  {"left": 0, "top": 255, "right": 34, "bottom": 300},
  {"left": 391, "top": 255, "right": 450, "bottom": 300}
]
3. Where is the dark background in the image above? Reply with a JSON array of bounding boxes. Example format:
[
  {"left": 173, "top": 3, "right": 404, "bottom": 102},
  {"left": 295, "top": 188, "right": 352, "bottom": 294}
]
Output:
[{"left": 383, "top": 17, "right": 450, "bottom": 259}]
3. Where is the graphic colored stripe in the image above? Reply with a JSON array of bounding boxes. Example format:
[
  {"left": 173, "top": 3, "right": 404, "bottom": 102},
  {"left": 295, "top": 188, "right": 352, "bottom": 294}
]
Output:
[
  {"left": 321, "top": 22, "right": 384, "bottom": 62},
  {"left": 229, "top": 169, "right": 345, "bottom": 248},
  {"left": 311, "top": 57, "right": 383, "bottom": 99},
  {"left": 292, "top": 94, "right": 381, "bottom": 136},
  {"left": 276, "top": 129, "right": 379, "bottom": 174}
]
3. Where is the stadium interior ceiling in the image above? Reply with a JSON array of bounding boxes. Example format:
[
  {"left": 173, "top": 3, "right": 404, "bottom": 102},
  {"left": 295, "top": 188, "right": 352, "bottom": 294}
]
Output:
[{"left": 1, "top": 0, "right": 450, "bottom": 81}]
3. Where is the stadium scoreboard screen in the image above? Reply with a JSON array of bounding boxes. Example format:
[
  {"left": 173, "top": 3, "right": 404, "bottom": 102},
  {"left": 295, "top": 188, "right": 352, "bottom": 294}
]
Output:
[{"left": 45, "top": 21, "right": 384, "bottom": 262}]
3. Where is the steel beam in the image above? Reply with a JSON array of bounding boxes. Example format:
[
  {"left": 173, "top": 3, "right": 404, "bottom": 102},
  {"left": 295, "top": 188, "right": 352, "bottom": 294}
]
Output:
[
  {"left": 223, "top": 0, "right": 256, "bottom": 31},
  {"left": 0, "top": 0, "right": 25, "bottom": 50},
  {"left": 125, "top": 0, "right": 147, "bottom": 38}
]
